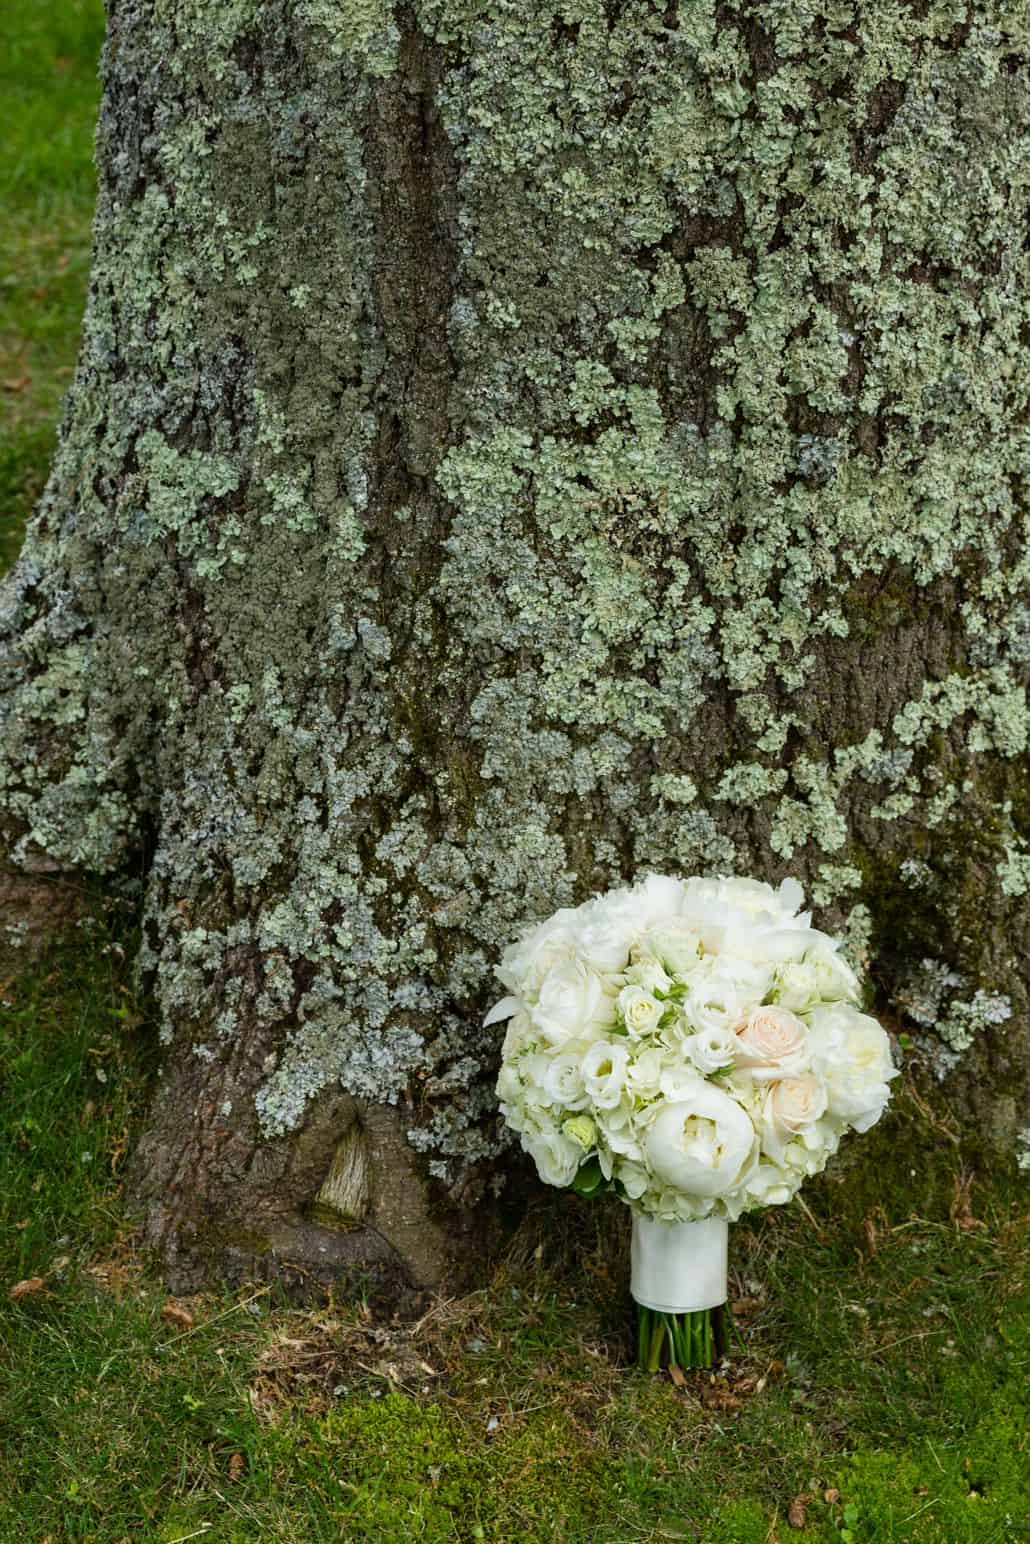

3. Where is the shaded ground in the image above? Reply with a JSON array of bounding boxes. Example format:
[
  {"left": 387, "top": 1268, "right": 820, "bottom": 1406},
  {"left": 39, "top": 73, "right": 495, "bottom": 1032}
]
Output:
[{"left": 0, "top": 4, "right": 1027, "bottom": 1540}]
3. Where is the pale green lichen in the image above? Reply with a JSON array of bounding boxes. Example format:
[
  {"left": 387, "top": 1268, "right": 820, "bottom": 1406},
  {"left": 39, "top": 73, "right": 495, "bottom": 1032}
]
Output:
[{"left": 999, "top": 847, "right": 1030, "bottom": 900}]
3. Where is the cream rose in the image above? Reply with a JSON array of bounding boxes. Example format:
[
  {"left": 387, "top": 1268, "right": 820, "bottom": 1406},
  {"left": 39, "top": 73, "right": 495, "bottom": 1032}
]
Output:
[
  {"left": 618, "top": 983, "right": 664, "bottom": 1039},
  {"left": 760, "top": 1075, "right": 828, "bottom": 1163},
  {"left": 644, "top": 1083, "right": 757, "bottom": 1198},
  {"left": 734, "top": 1004, "right": 810, "bottom": 1082}
]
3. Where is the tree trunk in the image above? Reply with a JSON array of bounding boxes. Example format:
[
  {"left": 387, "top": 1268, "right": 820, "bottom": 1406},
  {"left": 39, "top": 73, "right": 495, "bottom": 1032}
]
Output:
[{"left": 1, "top": 2, "right": 1027, "bottom": 1292}]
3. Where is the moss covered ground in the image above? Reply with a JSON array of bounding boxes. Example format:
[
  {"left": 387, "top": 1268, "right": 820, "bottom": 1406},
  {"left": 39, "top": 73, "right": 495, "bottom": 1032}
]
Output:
[{"left": 0, "top": 4, "right": 1026, "bottom": 1540}]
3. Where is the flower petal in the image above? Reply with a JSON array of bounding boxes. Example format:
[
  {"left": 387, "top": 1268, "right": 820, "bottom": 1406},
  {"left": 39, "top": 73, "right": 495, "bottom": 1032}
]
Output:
[{"left": 484, "top": 995, "right": 521, "bottom": 1027}]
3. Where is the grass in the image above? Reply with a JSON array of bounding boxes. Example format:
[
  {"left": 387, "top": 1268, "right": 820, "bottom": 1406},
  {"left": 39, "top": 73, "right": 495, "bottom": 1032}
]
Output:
[
  {"left": 0, "top": 0, "right": 104, "bottom": 571},
  {"left": 0, "top": 3, "right": 1028, "bottom": 1541},
  {"left": 1, "top": 903, "right": 1026, "bottom": 1541}
]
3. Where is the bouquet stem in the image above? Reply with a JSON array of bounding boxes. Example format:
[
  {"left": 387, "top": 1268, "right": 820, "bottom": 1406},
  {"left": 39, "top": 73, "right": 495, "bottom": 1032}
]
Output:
[{"left": 636, "top": 1303, "right": 721, "bottom": 1371}]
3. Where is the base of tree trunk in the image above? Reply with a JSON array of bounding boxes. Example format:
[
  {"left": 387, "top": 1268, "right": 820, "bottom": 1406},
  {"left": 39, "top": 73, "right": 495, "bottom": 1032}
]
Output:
[{"left": 126, "top": 1017, "right": 474, "bottom": 1301}]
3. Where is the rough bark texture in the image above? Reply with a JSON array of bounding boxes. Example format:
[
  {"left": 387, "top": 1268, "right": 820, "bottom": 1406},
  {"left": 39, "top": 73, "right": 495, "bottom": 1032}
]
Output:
[{"left": 0, "top": 1, "right": 1027, "bottom": 1291}]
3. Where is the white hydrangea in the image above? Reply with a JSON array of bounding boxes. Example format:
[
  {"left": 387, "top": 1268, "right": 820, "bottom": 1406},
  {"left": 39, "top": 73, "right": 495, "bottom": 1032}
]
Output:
[{"left": 490, "top": 872, "right": 899, "bottom": 1221}]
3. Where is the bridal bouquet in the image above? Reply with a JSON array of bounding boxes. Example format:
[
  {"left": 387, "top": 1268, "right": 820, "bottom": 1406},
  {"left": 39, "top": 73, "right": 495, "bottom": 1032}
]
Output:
[{"left": 488, "top": 874, "right": 898, "bottom": 1371}]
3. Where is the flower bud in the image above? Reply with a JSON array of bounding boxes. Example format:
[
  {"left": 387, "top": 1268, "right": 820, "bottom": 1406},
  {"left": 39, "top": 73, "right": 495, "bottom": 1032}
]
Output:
[{"left": 563, "top": 1114, "right": 597, "bottom": 1151}]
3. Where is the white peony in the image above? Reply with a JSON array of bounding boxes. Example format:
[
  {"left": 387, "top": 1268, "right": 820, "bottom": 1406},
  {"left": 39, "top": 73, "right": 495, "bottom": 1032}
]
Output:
[
  {"left": 644, "top": 1083, "right": 758, "bottom": 1198},
  {"left": 497, "top": 911, "right": 581, "bottom": 996},
  {"left": 807, "top": 1003, "right": 898, "bottom": 1132}
]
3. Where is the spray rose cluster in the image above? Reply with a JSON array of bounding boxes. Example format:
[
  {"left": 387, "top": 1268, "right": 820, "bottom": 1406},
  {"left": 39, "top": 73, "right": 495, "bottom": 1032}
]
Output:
[{"left": 490, "top": 874, "right": 898, "bottom": 1222}]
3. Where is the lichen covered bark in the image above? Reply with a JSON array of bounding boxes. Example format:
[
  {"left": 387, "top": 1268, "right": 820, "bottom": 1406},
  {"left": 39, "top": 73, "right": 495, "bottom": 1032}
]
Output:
[{"left": 0, "top": 1, "right": 1027, "bottom": 1285}]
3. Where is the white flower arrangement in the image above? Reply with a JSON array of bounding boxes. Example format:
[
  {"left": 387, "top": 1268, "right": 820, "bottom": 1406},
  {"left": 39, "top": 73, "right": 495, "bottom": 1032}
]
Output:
[{"left": 489, "top": 873, "right": 899, "bottom": 1371}]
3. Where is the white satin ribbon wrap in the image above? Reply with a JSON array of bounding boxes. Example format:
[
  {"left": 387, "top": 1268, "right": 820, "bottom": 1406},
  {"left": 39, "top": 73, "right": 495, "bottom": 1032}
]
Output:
[{"left": 630, "top": 1214, "right": 728, "bottom": 1314}]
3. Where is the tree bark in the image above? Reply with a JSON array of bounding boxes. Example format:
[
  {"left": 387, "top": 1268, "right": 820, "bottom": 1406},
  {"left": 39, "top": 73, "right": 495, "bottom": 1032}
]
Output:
[{"left": 1, "top": 2, "right": 1027, "bottom": 1291}]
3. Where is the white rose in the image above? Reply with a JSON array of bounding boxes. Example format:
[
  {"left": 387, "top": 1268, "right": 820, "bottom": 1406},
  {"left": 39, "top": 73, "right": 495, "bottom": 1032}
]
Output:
[
  {"left": 734, "top": 1004, "right": 811, "bottom": 1082},
  {"left": 623, "top": 957, "right": 674, "bottom": 997},
  {"left": 618, "top": 983, "right": 664, "bottom": 1039},
  {"left": 644, "top": 1083, "right": 758, "bottom": 1198},
  {"left": 804, "top": 941, "right": 861, "bottom": 1004},
  {"left": 542, "top": 1046, "right": 591, "bottom": 1110},
  {"left": 525, "top": 1126, "right": 583, "bottom": 1188},
  {"left": 683, "top": 1026, "right": 738, "bottom": 1074},
  {"left": 687, "top": 960, "right": 773, "bottom": 1035},
  {"left": 531, "top": 960, "right": 615, "bottom": 1046},
  {"left": 807, "top": 1003, "right": 898, "bottom": 1132},
  {"left": 640, "top": 920, "right": 703, "bottom": 977},
  {"left": 760, "top": 1075, "right": 828, "bottom": 1163},
  {"left": 744, "top": 1160, "right": 795, "bottom": 1208},
  {"left": 773, "top": 961, "right": 821, "bottom": 1014}
]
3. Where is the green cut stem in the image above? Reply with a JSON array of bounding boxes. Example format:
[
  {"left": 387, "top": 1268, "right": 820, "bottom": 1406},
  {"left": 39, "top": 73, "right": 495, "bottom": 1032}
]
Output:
[{"left": 636, "top": 1303, "right": 724, "bottom": 1373}]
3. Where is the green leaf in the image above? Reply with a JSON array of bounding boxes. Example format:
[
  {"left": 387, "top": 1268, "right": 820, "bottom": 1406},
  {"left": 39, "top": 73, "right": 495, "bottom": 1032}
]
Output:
[{"left": 571, "top": 1159, "right": 605, "bottom": 1197}]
